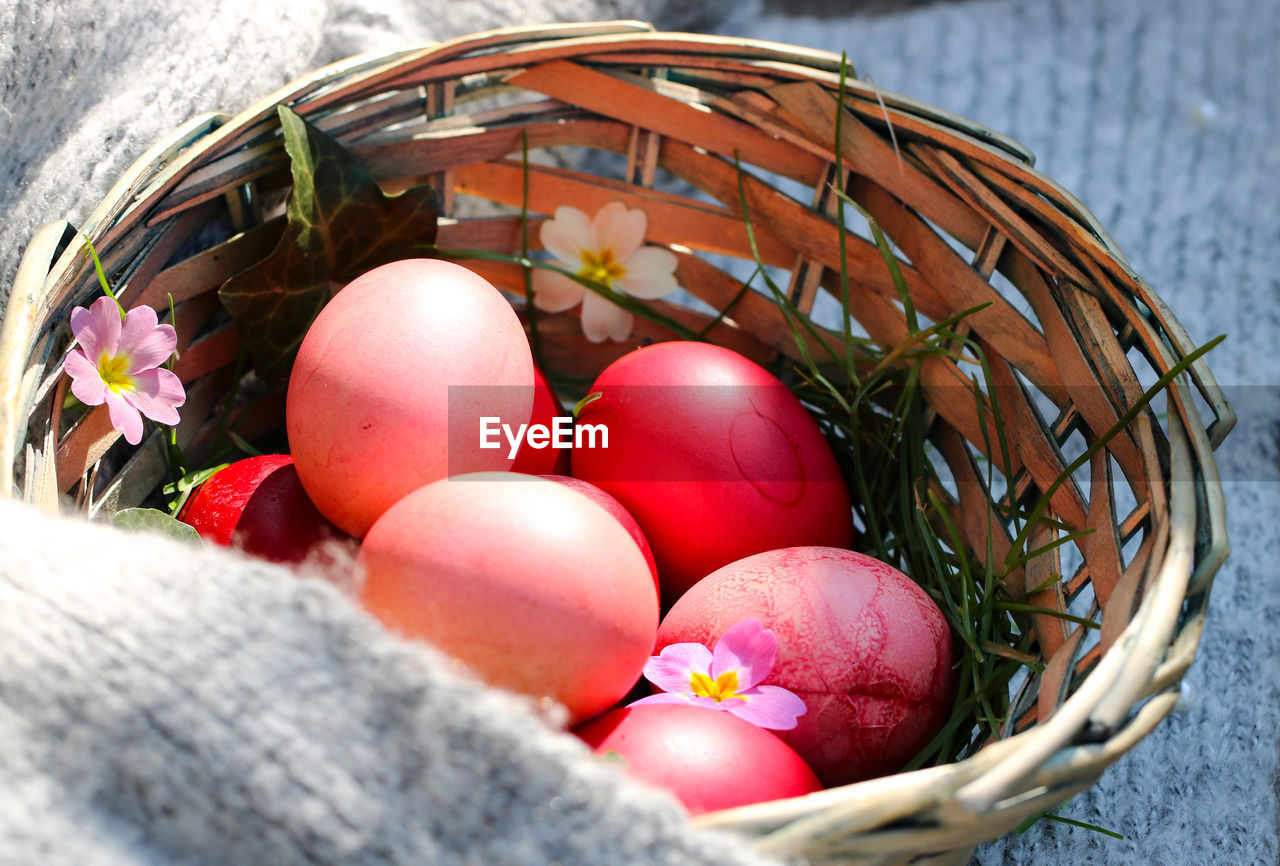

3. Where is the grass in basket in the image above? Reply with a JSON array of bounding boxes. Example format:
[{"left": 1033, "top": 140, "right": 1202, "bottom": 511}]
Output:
[{"left": 430, "top": 108, "right": 1220, "bottom": 786}]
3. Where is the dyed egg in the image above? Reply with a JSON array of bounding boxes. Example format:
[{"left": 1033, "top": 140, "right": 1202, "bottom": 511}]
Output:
[
  {"left": 569, "top": 341, "right": 853, "bottom": 603},
  {"left": 177, "top": 454, "right": 349, "bottom": 565},
  {"left": 542, "top": 474, "right": 659, "bottom": 591},
  {"left": 358, "top": 473, "right": 658, "bottom": 723},
  {"left": 574, "top": 704, "right": 822, "bottom": 814},
  {"left": 656, "top": 547, "right": 955, "bottom": 786},
  {"left": 287, "top": 259, "right": 533, "bottom": 537},
  {"left": 512, "top": 364, "right": 571, "bottom": 475}
]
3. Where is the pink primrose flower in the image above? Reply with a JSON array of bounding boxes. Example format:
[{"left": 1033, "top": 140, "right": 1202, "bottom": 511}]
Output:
[
  {"left": 65, "top": 296, "right": 185, "bottom": 445},
  {"left": 629, "top": 618, "right": 807, "bottom": 730}
]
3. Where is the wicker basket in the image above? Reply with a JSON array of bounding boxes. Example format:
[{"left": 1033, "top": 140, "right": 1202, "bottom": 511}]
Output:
[{"left": 0, "top": 21, "right": 1233, "bottom": 865}]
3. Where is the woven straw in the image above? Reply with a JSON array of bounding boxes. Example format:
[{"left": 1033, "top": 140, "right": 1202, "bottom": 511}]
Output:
[{"left": 0, "top": 21, "right": 1233, "bottom": 865}]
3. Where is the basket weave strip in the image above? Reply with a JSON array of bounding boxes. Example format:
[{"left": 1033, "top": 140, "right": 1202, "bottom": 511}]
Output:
[{"left": 0, "top": 22, "right": 1232, "bottom": 864}]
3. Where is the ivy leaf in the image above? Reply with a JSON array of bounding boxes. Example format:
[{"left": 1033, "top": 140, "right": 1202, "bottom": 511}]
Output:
[
  {"left": 109, "top": 508, "right": 202, "bottom": 544},
  {"left": 219, "top": 104, "right": 440, "bottom": 380}
]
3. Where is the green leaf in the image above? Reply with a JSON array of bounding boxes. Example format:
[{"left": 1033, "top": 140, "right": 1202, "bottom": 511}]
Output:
[
  {"left": 219, "top": 104, "right": 441, "bottom": 380},
  {"left": 599, "top": 750, "right": 628, "bottom": 767},
  {"left": 109, "top": 508, "right": 202, "bottom": 543}
]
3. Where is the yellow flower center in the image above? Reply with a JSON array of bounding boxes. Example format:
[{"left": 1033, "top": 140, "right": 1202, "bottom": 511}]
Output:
[
  {"left": 578, "top": 248, "right": 626, "bottom": 287},
  {"left": 97, "top": 351, "right": 135, "bottom": 394},
  {"left": 689, "top": 670, "right": 746, "bottom": 703}
]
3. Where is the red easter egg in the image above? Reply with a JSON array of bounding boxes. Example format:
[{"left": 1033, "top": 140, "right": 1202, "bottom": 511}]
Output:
[
  {"left": 656, "top": 547, "right": 955, "bottom": 786},
  {"left": 177, "top": 454, "right": 349, "bottom": 564},
  {"left": 569, "top": 341, "right": 853, "bottom": 603},
  {"left": 575, "top": 704, "right": 822, "bottom": 815},
  {"left": 542, "top": 474, "right": 659, "bottom": 591},
  {"left": 358, "top": 473, "right": 658, "bottom": 723},
  {"left": 512, "top": 365, "right": 571, "bottom": 475},
  {"left": 287, "top": 259, "right": 533, "bottom": 538}
]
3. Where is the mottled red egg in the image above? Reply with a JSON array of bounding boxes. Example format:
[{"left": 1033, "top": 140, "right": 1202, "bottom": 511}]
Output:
[
  {"left": 570, "top": 341, "right": 854, "bottom": 604},
  {"left": 574, "top": 704, "right": 821, "bottom": 814},
  {"left": 656, "top": 547, "right": 955, "bottom": 786},
  {"left": 177, "top": 454, "right": 349, "bottom": 565}
]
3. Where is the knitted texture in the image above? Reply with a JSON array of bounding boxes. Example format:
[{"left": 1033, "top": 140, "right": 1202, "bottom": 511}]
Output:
[
  {"left": 0, "top": 0, "right": 729, "bottom": 302},
  {"left": 3, "top": 0, "right": 1277, "bottom": 863},
  {"left": 715, "top": 0, "right": 1280, "bottom": 862},
  {"left": 0, "top": 497, "right": 783, "bottom": 866}
]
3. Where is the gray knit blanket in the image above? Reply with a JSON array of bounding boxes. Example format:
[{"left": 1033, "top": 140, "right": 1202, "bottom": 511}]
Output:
[{"left": 2, "top": 0, "right": 1277, "bottom": 864}]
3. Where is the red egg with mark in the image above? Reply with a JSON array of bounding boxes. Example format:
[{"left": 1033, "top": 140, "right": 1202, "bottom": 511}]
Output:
[
  {"left": 656, "top": 547, "right": 955, "bottom": 786},
  {"left": 574, "top": 704, "right": 822, "bottom": 814},
  {"left": 570, "top": 341, "right": 853, "bottom": 604}
]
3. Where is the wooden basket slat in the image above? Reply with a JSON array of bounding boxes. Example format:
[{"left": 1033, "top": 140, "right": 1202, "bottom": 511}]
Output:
[
  {"left": 169, "top": 292, "right": 223, "bottom": 358},
  {"left": 506, "top": 60, "right": 827, "bottom": 186},
  {"left": 356, "top": 114, "right": 635, "bottom": 179},
  {"left": 1022, "top": 521, "right": 1071, "bottom": 660},
  {"left": 910, "top": 146, "right": 1093, "bottom": 296},
  {"left": 983, "top": 348, "right": 1089, "bottom": 535},
  {"left": 933, "top": 422, "right": 1025, "bottom": 599},
  {"left": 849, "top": 176, "right": 1065, "bottom": 406},
  {"left": 656, "top": 139, "right": 935, "bottom": 308},
  {"left": 172, "top": 324, "right": 240, "bottom": 384},
  {"left": 135, "top": 219, "right": 284, "bottom": 312},
  {"left": 768, "top": 82, "right": 990, "bottom": 254},
  {"left": 454, "top": 158, "right": 797, "bottom": 266},
  {"left": 1008, "top": 258, "right": 1149, "bottom": 493},
  {"left": 1081, "top": 443, "right": 1126, "bottom": 608}
]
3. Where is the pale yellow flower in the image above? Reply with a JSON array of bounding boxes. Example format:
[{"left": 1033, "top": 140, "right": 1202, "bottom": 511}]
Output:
[{"left": 533, "top": 202, "right": 679, "bottom": 343}]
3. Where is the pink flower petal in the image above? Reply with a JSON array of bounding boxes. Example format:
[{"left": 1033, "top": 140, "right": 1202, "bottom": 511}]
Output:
[
  {"left": 580, "top": 292, "right": 633, "bottom": 343},
  {"left": 629, "top": 692, "right": 721, "bottom": 711},
  {"left": 118, "top": 306, "right": 177, "bottom": 374},
  {"left": 65, "top": 350, "right": 107, "bottom": 406},
  {"left": 540, "top": 205, "right": 592, "bottom": 268},
  {"left": 70, "top": 296, "right": 122, "bottom": 360},
  {"left": 642, "top": 641, "right": 713, "bottom": 694},
  {"left": 104, "top": 389, "right": 144, "bottom": 445},
  {"left": 711, "top": 618, "right": 777, "bottom": 690},
  {"left": 531, "top": 268, "right": 586, "bottom": 313},
  {"left": 590, "top": 201, "right": 647, "bottom": 263},
  {"left": 725, "top": 685, "right": 808, "bottom": 731},
  {"left": 616, "top": 247, "right": 679, "bottom": 300},
  {"left": 123, "top": 368, "right": 186, "bottom": 425}
]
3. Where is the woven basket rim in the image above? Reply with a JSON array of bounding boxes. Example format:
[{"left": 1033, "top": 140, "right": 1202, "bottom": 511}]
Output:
[{"left": 0, "top": 21, "right": 1234, "bottom": 863}]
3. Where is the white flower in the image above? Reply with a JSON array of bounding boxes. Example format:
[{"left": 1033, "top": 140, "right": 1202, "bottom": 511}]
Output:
[{"left": 532, "top": 202, "right": 679, "bottom": 343}]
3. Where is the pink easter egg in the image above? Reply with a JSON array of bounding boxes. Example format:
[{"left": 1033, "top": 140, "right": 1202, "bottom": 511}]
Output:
[
  {"left": 287, "top": 259, "right": 533, "bottom": 538},
  {"left": 358, "top": 473, "right": 658, "bottom": 723}
]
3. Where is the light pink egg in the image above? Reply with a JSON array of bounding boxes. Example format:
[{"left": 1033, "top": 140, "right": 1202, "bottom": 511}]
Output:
[
  {"left": 287, "top": 259, "right": 533, "bottom": 537},
  {"left": 656, "top": 547, "right": 955, "bottom": 786},
  {"left": 358, "top": 473, "right": 658, "bottom": 723}
]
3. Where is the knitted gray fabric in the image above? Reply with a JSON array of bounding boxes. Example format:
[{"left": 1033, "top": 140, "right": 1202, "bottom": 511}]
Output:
[
  {"left": 714, "top": 0, "right": 1280, "bottom": 862},
  {"left": 0, "top": 497, "right": 783, "bottom": 866},
  {"left": 3, "top": 0, "right": 1278, "bottom": 864}
]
